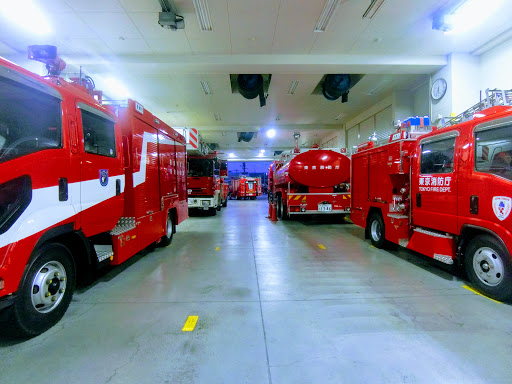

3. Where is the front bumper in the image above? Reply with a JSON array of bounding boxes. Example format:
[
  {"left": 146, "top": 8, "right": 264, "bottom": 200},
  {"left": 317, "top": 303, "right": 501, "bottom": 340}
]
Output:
[{"left": 188, "top": 197, "right": 215, "bottom": 209}]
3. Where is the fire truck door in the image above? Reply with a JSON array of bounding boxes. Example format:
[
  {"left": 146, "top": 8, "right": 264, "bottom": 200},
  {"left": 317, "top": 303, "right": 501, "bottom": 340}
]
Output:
[
  {"left": 77, "top": 102, "right": 124, "bottom": 235},
  {"left": 412, "top": 133, "right": 458, "bottom": 233}
]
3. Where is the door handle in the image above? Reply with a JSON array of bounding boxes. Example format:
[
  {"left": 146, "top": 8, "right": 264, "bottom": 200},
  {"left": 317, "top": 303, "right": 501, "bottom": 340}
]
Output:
[
  {"left": 416, "top": 192, "right": 421, "bottom": 208},
  {"left": 470, "top": 195, "right": 479, "bottom": 215}
]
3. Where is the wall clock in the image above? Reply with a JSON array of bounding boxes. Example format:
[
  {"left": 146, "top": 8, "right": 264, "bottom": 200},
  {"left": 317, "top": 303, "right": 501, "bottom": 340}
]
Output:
[{"left": 431, "top": 78, "right": 447, "bottom": 100}]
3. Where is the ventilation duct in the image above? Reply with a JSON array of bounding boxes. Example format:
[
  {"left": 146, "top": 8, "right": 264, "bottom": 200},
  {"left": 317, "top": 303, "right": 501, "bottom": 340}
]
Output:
[
  {"left": 237, "top": 74, "right": 266, "bottom": 107},
  {"left": 322, "top": 74, "right": 351, "bottom": 102},
  {"left": 237, "top": 132, "right": 255, "bottom": 142}
]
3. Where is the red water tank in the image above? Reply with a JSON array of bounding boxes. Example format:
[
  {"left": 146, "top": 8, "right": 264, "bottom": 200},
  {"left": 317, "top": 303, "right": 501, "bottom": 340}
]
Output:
[{"left": 274, "top": 150, "right": 350, "bottom": 188}]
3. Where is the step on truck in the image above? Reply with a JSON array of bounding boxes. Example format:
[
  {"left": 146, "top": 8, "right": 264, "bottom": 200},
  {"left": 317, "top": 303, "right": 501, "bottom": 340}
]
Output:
[
  {"left": 351, "top": 89, "right": 512, "bottom": 301},
  {"left": 0, "top": 47, "right": 188, "bottom": 336}
]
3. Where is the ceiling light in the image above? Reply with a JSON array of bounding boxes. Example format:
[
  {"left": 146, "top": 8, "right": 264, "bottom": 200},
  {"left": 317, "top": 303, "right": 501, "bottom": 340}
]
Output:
[
  {"left": 229, "top": 153, "right": 236, "bottom": 158},
  {"left": 214, "top": 113, "right": 221, "bottom": 121},
  {"left": 314, "top": 0, "right": 342, "bottom": 32},
  {"left": 266, "top": 129, "right": 276, "bottom": 138},
  {"left": 366, "top": 79, "right": 391, "bottom": 96},
  {"left": 287, "top": 80, "right": 299, "bottom": 95},
  {"left": 104, "top": 77, "right": 130, "bottom": 99},
  {"left": 362, "top": 0, "right": 385, "bottom": 19},
  {"left": 1, "top": 0, "right": 52, "bottom": 35},
  {"left": 200, "top": 80, "right": 212, "bottom": 95},
  {"left": 193, "top": 0, "right": 213, "bottom": 31},
  {"left": 260, "top": 149, "right": 265, "bottom": 153},
  {"left": 257, "top": 152, "right": 264, "bottom": 157},
  {"left": 433, "top": 0, "right": 502, "bottom": 33},
  {"left": 335, "top": 113, "right": 346, "bottom": 120}
]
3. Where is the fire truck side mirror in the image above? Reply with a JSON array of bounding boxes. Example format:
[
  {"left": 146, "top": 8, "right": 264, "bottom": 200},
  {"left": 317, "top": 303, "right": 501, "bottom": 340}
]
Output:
[{"left": 122, "top": 136, "right": 131, "bottom": 169}]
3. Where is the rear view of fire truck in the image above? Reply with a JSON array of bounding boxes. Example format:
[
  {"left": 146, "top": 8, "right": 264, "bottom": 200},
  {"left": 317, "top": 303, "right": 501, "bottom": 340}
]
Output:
[
  {"left": 0, "top": 47, "right": 188, "bottom": 336},
  {"left": 351, "top": 89, "right": 512, "bottom": 301},
  {"left": 269, "top": 134, "right": 351, "bottom": 220}
]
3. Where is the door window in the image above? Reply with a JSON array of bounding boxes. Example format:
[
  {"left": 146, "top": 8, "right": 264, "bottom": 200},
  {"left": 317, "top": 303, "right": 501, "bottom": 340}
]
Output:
[
  {"left": 475, "top": 124, "right": 512, "bottom": 181},
  {"left": 420, "top": 137, "right": 456, "bottom": 174},
  {"left": 81, "top": 109, "right": 116, "bottom": 157}
]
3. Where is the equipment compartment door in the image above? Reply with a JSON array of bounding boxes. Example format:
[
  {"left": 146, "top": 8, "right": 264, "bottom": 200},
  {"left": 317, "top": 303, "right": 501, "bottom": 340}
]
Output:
[{"left": 412, "top": 133, "right": 458, "bottom": 233}]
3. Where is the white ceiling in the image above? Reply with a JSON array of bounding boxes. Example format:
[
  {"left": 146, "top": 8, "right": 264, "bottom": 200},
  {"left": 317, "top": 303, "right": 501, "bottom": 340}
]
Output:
[{"left": 1, "top": 0, "right": 512, "bottom": 159}]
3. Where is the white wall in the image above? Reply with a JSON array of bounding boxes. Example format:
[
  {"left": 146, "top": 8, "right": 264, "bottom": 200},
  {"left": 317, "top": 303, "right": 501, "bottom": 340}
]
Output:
[{"left": 480, "top": 37, "right": 512, "bottom": 89}]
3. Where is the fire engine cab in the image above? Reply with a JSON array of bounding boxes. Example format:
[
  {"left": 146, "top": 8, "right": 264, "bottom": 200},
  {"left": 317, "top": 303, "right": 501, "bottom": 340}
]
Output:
[
  {"left": 351, "top": 89, "right": 512, "bottom": 301},
  {"left": 0, "top": 47, "right": 188, "bottom": 336}
]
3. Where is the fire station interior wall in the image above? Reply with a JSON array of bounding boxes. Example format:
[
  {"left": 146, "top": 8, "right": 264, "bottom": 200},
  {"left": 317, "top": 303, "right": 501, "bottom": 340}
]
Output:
[
  {"left": 480, "top": 36, "right": 512, "bottom": 90},
  {"left": 413, "top": 81, "right": 430, "bottom": 119},
  {"left": 346, "top": 100, "right": 393, "bottom": 151}
]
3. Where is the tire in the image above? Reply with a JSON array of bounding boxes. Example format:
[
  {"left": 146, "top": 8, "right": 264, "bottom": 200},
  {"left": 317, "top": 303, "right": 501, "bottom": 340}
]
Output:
[
  {"left": 216, "top": 198, "right": 222, "bottom": 211},
  {"left": 9, "top": 243, "right": 75, "bottom": 337},
  {"left": 280, "top": 197, "right": 289, "bottom": 221},
  {"left": 210, "top": 207, "right": 217, "bottom": 216},
  {"left": 465, "top": 234, "right": 512, "bottom": 301},
  {"left": 160, "top": 213, "right": 175, "bottom": 247},
  {"left": 276, "top": 195, "right": 282, "bottom": 219},
  {"left": 222, "top": 199, "right": 227, "bottom": 208},
  {"left": 368, "top": 213, "right": 385, "bottom": 248}
]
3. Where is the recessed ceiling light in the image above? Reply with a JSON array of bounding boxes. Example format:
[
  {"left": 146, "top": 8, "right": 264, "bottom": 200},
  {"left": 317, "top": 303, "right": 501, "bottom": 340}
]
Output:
[
  {"left": 200, "top": 80, "right": 212, "bottom": 95},
  {"left": 260, "top": 149, "right": 265, "bottom": 153},
  {"left": 335, "top": 113, "right": 346, "bottom": 120},
  {"left": 266, "top": 129, "right": 276, "bottom": 138},
  {"left": 314, "top": 0, "right": 342, "bottom": 32},
  {"left": 287, "top": 80, "right": 299, "bottom": 95},
  {"left": 193, "top": 0, "right": 213, "bottom": 31},
  {"left": 229, "top": 153, "right": 236, "bottom": 158},
  {"left": 362, "top": 0, "right": 385, "bottom": 19}
]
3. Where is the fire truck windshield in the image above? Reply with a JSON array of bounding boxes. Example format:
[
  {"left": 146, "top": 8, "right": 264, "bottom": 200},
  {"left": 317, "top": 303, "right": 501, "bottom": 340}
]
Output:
[
  {"left": 0, "top": 76, "right": 61, "bottom": 164},
  {"left": 188, "top": 158, "right": 213, "bottom": 177},
  {"left": 475, "top": 124, "right": 512, "bottom": 181}
]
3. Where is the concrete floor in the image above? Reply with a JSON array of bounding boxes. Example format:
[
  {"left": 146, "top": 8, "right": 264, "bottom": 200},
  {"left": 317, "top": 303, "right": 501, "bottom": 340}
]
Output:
[{"left": 1, "top": 197, "right": 512, "bottom": 383}]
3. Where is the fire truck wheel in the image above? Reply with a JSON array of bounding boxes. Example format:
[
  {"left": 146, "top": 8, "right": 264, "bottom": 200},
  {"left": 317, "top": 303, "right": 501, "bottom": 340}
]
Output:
[
  {"left": 10, "top": 243, "right": 76, "bottom": 337},
  {"left": 160, "top": 214, "right": 175, "bottom": 247},
  {"left": 210, "top": 207, "right": 217, "bottom": 216},
  {"left": 368, "top": 213, "right": 386, "bottom": 248},
  {"left": 465, "top": 235, "right": 512, "bottom": 301},
  {"left": 217, "top": 199, "right": 222, "bottom": 211},
  {"left": 222, "top": 199, "right": 227, "bottom": 207},
  {"left": 276, "top": 195, "right": 282, "bottom": 218}
]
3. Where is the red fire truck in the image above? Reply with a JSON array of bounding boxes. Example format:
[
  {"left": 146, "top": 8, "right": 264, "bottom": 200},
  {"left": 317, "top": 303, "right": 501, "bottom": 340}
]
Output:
[
  {"left": 351, "top": 89, "right": 512, "bottom": 301},
  {"left": 230, "top": 176, "right": 260, "bottom": 200},
  {"left": 0, "top": 51, "right": 188, "bottom": 336},
  {"left": 219, "top": 159, "right": 229, "bottom": 207},
  {"left": 269, "top": 141, "right": 351, "bottom": 219},
  {"left": 187, "top": 154, "right": 223, "bottom": 215}
]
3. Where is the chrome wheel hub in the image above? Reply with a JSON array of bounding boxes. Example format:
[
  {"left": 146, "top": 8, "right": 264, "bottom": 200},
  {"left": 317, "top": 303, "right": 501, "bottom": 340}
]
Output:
[
  {"left": 31, "top": 261, "right": 67, "bottom": 313},
  {"left": 473, "top": 246, "right": 504, "bottom": 286},
  {"left": 371, "top": 220, "right": 381, "bottom": 241}
]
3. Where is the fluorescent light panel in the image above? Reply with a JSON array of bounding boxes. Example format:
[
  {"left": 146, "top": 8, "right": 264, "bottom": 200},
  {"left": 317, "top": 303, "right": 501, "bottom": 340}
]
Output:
[
  {"left": 362, "top": 0, "right": 385, "bottom": 19},
  {"left": 335, "top": 113, "right": 346, "bottom": 120},
  {"left": 314, "top": 0, "right": 342, "bottom": 32},
  {"left": 193, "top": 0, "right": 213, "bottom": 31},
  {"left": 366, "top": 79, "right": 391, "bottom": 95},
  {"left": 200, "top": 80, "right": 212, "bottom": 95},
  {"left": 287, "top": 80, "right": 299, "bottom": 95},
  {"left": 2, "top": 0, "right": 52, "bottom": 35}
]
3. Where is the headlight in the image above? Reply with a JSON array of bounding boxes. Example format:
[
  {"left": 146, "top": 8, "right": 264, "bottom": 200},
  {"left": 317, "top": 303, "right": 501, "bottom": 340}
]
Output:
[{"left": 0, "top": 175, "right": 32, "bottom": 235}]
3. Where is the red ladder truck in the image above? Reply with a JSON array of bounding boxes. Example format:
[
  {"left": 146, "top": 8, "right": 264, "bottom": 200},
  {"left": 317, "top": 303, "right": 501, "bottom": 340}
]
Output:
[
  {"left": 351, "top": 89, "right": 512, "bottom": 301},
  {"left": 0, "top": 47, "right": 188, "bottom": 336}
]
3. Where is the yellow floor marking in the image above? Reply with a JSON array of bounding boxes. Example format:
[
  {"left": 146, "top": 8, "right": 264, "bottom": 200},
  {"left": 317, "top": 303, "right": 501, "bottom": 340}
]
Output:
[
  {"left": 317, "top": 244, "right": 326, "bottom": 250},
  {"left": 215, "top": 247, "right": 221, "bottom": 251},
  {"left": 462, "top": 285, "right": 502, "bottom": 304},
  {"left": 182, "top": 316, "right": 199, "bottom": 331}
]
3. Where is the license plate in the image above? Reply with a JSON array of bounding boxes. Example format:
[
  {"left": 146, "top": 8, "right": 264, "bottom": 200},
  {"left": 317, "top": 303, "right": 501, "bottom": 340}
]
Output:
[
  {"left": 202, "top": 201, "right": 210, "bottom": 206},
  {"left": 318, "top": 204, "right": 332, "bottom": 212}
]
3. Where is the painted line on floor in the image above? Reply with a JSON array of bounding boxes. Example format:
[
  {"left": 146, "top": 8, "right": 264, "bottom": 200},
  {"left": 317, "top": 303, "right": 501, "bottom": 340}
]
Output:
[
  {"left": 182, "top": 316, "right": 199, "bottom": 331},
  {"left": 215, "top": 247, "right": 221, "bottom": 251},
  {"left": 317, "top": 244, "right": 326, "bottom": 250},
  {"left": 462, "top": 285, "right": 502, "bottom": 304}
]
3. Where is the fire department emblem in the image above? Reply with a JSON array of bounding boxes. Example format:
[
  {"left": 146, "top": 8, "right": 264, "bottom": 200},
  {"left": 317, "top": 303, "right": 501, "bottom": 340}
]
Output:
[
  {"left": 99, "top": 169, "right": 109, "bottom": 187},
  {"left": 492, "top": 196, "right": 511, "bottom": 221}
]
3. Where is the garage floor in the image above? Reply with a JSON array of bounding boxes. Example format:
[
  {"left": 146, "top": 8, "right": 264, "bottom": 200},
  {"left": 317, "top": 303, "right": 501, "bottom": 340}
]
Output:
[{"left": 1, "top": 197, "right": 512, "bottom": 383}]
